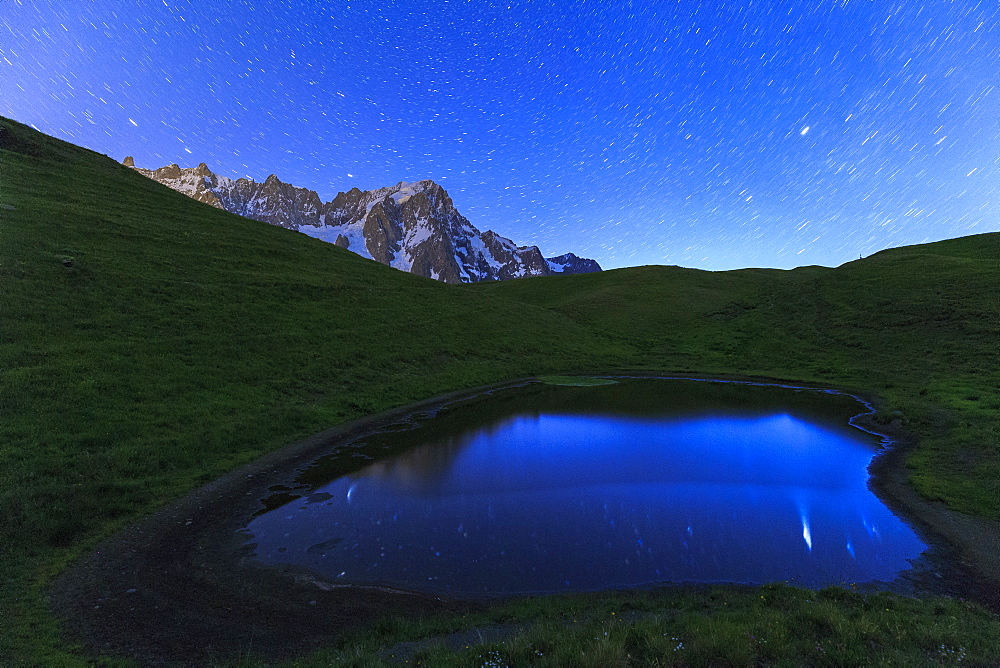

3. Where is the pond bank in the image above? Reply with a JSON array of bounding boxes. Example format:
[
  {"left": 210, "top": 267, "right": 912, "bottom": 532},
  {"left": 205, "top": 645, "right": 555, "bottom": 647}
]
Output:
[
  {"left": 861, "top": 410, "right": 1000, "bottom": 608},
  {"left": 49, "top": 373, "right": 1000, "bottom": 664}
]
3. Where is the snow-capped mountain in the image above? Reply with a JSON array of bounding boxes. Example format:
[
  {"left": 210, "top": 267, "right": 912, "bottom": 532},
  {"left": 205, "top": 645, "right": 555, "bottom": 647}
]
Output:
[
  {"left": 125, "top": 158, "right": 601, "bottom": 283},
  {"left": 546, "top": 253, "right": 603, "bottom": 275}
]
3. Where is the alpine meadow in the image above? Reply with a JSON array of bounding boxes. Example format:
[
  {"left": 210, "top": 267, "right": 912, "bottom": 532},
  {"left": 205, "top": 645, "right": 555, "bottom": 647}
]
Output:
[{"left": 3, "top": 115, "right": 1000, "bottom": 664}]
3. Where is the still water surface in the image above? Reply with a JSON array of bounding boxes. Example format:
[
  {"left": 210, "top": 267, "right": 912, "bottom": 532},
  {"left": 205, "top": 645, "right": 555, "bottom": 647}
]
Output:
[{"left": 246, "top": 379, "right": 926, "bottom": 594}]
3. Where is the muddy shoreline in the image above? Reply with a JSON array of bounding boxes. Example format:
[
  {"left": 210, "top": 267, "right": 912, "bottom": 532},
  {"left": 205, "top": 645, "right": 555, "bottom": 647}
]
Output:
[{"left": 50, "top": 373, "right": 1000, "bottom": 665}]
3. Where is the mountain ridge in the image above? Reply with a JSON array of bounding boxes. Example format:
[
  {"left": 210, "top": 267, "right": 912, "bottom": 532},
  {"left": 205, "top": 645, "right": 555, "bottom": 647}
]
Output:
[{"left": 127, "top": 159, "right": 601, "bottom": 284}]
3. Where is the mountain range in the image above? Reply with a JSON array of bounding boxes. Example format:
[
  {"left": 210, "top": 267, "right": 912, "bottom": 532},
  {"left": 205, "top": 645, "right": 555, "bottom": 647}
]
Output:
[{"left": 124, "top": 157, "right": 601, "bottom": 283}]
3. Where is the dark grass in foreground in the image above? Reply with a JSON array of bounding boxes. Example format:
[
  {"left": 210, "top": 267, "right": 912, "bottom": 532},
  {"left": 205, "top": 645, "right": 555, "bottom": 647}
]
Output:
[
  {"left": 2, "top": 116, "right": 1000, "bottom": 664},
  {"left": 286, "top": 586, "right": 1000, "bottom": 666}
]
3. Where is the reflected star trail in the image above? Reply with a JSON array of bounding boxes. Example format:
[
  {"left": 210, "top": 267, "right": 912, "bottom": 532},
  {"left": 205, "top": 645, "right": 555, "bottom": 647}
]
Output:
[
  {"left": 2, "top": 1, "right": 997, "bottom": 270},
  {"left": 246, "top": 382, "right": 927, "bottom": 593}
]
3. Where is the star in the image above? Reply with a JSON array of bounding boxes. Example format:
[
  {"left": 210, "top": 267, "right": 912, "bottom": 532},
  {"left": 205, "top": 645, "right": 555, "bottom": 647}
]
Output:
[{"left": 1, "top": 0, "right": 997, "bottom": 270}]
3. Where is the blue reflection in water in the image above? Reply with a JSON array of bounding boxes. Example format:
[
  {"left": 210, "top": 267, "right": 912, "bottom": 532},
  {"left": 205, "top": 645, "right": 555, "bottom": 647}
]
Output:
[{"left": 247, "top": 398, "right": 926, "bottom": 594}]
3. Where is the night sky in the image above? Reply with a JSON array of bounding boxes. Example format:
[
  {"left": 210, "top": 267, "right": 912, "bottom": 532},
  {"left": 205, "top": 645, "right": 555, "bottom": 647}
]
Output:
[{"left": 2, "top": 1, "right": 998, "bottom": 271}]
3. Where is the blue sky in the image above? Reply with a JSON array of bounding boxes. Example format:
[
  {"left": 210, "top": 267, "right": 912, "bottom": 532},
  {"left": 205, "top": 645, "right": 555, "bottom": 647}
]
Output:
[{"left": 2, "top": 0, "right": 998, "bottom": 270}]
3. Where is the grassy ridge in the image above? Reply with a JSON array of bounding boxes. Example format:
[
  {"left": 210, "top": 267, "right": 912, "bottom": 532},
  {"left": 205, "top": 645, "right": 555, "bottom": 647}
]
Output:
[
  {"left": 474, "top": 239, "right": 1000, "bottom": 513},
  {"left": 2, "top": 115, "right": 999, "bottom": 663}
]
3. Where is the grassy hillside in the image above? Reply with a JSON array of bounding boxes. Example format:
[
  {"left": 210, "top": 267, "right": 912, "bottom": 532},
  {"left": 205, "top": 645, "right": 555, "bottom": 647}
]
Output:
[
  {"left": 475, "top": 236, "right": 1000, "bottom": 514},
  {"left": 2, "top": 115, "right": 999, "bottom": 663}
]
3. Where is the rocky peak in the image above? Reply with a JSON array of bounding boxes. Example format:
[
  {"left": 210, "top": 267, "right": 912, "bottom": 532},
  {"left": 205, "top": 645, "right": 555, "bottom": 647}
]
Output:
[
  {"left": 122, "top": 156, "right": 135, "bottom": 167},
  {"left": 128, "top": 159, "right": 602, "bottom": 283},
  {"left": 157, "top": 164, "right": 182, "bottom": 180},
  {"left": 546, "top": 252, "right": 603, "bottom": 275}
]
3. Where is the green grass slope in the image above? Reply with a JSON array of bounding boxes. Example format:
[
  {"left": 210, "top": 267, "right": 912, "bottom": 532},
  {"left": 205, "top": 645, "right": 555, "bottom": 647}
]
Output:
[
  {"left": 473, "top": 236, "right": 1000, "bottom": 514},
  {"left": 0, "top": 117, "right": 626, "bottom": 662},
  {"left": 2, "top": 115, "right": 999, "bottom": 663}
]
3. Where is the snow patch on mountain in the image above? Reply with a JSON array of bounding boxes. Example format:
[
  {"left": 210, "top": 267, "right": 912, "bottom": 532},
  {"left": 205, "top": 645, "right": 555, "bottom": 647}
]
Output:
[{"left": 298, "top": 225, "right": 373, "bottom": 260}]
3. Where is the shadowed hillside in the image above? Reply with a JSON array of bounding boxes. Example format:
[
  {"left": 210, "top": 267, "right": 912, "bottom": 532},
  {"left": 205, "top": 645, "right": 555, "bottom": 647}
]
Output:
[{"left": 2, "top": 115, "right": 998, "bottom": 664}]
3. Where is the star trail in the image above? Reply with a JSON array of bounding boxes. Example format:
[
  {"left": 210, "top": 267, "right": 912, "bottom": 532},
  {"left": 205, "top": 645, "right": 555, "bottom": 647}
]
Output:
[{"left": 2, "top": 0, "right": 997, "bottom": 270}]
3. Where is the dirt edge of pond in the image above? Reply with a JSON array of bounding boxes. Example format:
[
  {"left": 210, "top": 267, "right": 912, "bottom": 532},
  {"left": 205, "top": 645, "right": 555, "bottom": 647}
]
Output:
[
  {"left": 860, "top": 412, "right": 1000, "bottom": 607},
  {"left": 49, "top": 373, "right": 1000, "bottom": 665}
]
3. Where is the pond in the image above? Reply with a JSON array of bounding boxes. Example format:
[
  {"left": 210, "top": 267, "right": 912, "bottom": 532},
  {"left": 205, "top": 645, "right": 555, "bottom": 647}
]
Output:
[{"left": 244, "top": 378, "right": 927, "bottom": 595}]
